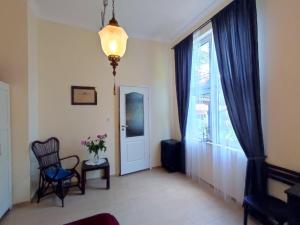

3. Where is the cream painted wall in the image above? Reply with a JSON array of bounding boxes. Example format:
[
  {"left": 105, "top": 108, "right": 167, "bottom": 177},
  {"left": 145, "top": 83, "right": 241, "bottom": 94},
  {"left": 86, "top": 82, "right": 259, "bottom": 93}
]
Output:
[
  {"left": 37, "top": 19, "right": 172, "bottom": 176},
  {"left": 0, "top": 0, "right": 30, "bottom": 203},
  {"left": 28, "top": 5, "right": 40, "bottom": 198},
  {"left": 2, "top": 0, "right": 297, "bottom": 204},
  {"left": 257, "top": 0, "right": 300, "bottom": 199}
]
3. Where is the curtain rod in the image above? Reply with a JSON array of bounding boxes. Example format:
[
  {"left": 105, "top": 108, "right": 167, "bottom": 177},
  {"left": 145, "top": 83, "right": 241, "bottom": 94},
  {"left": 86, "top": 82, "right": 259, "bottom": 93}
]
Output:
[{"left": 171, "top": 19, "right": 211, "bottom": 50}]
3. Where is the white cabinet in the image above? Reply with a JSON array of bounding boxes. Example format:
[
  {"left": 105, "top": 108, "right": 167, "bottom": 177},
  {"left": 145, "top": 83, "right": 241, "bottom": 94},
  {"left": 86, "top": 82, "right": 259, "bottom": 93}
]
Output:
[{"left": 0, "top": 82, "right": 11, "bottom": 218}]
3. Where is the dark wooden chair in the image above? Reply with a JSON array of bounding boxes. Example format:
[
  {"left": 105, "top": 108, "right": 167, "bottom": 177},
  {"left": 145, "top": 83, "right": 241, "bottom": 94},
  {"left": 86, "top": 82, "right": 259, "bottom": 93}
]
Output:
[
  {"left": 244, "top": 163, "right": 300, "bottom": 225},
  {"left": 31, "top": 137, "right": 82, "bottom": 207}
]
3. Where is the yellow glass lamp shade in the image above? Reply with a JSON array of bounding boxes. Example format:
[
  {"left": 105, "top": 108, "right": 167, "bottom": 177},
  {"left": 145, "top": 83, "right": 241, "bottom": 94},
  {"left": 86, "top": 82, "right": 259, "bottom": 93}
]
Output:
[{"left": 98, "top": 24, "right": 128, "bottom": 57}]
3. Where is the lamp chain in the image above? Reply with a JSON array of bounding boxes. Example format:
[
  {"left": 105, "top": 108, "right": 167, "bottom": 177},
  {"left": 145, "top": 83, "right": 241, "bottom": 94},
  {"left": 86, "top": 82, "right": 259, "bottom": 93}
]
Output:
[
  {"left": 100, "top": 0, "right": 108, "bottom": 29},
  {"left": 112, "top": 0, "right": 115, "bottom": 19}
]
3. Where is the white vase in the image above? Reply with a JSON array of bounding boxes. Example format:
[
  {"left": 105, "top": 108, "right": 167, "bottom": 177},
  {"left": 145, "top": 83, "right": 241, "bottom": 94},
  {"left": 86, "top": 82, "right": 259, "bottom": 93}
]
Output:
[{"left": 86, "top": 152, "right": 105, "bottom": 166}]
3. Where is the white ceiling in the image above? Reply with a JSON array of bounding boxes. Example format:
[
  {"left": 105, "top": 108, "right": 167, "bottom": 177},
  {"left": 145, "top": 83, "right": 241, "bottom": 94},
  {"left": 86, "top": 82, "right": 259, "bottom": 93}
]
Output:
[{"left": 30, "top": 0, "right": 228, "bottom": 43}]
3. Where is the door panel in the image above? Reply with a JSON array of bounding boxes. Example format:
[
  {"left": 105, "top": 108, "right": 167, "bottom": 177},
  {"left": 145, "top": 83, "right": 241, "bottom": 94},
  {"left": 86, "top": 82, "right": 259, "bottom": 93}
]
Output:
[
  {"left": 0, "top": 89, "right": 8, "bottom": 129},
  {"left": 0, "top": 83, "right": 11, "bottom": 219},
  {"left": 120, "top": 86, "right": 150, "bottom": 175},
  {"left": 0, "top": 130, "right": 9, "bottom": 217},
  {"left": 127, "top": 141, "right": 145, "bottom": 162}
]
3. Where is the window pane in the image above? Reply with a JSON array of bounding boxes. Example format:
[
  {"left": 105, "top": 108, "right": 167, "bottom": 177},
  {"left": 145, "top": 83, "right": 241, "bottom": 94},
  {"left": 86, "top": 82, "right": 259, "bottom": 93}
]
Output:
[
  {"left": 211, "top": 36, "right": 242, "bottom": 150},
  {"left": 187, "top": 28, "right": 242, "bottom": 152},
  {"left": 189, "top": 37, "right": 211, "bottom": 140},
  {"left": 217, "top": 80, "right": 241, "bottom": 149},
  {"left": 125, "top": 92, "right": 144, "bottom": 137}
]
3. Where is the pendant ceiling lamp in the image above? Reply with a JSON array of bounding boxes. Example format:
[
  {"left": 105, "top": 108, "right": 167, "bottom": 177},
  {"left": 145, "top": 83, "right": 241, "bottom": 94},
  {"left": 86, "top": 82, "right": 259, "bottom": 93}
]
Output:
[{"left": 99, "top": 0, "right": 128, "bottom": 95}]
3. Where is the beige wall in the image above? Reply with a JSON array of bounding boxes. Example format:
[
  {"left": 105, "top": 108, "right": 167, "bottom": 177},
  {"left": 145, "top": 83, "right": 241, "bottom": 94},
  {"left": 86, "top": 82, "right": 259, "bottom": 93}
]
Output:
[
  {"left": 257, "top": 0, "right": 300, "bottom": 171},
  {"left": 0, "top": 0, "right": 30, "bottom": 203},
  {"left": 2, "top": 0, "right": 298, "bottom": 204},
  {"left": 37, "top": 19, "right": 173, "bottom": 175},
  {"left": 257, "top": 0, "right": 300, "bottom": 199},
  {"left": 28, "top": 5, "right": 40, "bottom": 198}
]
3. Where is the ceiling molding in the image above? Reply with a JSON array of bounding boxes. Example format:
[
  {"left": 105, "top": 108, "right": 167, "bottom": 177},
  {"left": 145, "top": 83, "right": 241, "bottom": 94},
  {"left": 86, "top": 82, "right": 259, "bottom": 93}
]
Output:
[
  {"left": 170, "top": 0, "right": 233, "bottom": 45},
  {"left": 169, "top": 0, "right": 218, "bottom": 44},
  {"left": 32, "top": 0, "right": 230, "bottom": 44}
]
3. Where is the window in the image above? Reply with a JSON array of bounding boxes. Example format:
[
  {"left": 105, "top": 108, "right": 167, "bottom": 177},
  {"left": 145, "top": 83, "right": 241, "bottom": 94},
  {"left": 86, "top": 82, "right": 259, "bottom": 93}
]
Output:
[
  {"left": 186, "top": 26, "right": 247, "bottom": 204},
  {"left": 187, "top": 28, "right": 241, "bottom": 150}
]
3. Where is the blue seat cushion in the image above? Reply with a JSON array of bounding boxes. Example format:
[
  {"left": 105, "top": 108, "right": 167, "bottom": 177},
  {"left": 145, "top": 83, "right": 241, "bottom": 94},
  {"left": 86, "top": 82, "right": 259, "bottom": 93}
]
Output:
[
  {"left": 244, "top": 195, "right": 288, "bottom": 222},
  {"left": 45, "top": 166, "right": 72, "bottom": 181}
]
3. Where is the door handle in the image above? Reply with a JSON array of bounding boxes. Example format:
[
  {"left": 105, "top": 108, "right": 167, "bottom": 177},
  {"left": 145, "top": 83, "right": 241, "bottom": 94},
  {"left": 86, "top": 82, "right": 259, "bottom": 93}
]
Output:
[{"left": 121, "top": 125, "right": 128, "bottom": 131}]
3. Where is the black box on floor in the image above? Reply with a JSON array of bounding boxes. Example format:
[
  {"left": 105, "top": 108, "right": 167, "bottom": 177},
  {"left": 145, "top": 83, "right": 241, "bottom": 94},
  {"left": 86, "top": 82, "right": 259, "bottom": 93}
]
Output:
[{"left": 161, "top": 139, "right": 181, "bottom": 172}]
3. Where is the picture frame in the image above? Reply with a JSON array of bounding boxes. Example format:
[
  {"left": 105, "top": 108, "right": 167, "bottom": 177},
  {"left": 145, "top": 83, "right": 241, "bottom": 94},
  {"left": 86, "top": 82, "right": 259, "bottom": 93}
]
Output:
[{"left": 71, "top": 86, "right": 97, "bottom": 105}]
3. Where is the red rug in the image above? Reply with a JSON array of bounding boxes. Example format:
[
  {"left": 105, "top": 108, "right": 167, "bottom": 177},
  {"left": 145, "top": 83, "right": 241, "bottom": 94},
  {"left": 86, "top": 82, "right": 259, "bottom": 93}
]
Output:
[{"left": 64, "top": 213, "right": 119, "bottom": 225}]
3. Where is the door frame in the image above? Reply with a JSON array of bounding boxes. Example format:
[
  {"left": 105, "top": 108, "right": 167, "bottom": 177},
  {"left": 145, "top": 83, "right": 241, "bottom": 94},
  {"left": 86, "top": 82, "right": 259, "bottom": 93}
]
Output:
[
  {"left": 0, "top": 81, "right": 12, "bottom": 215},
  {"left": 119, "top": 85, "right": 152, "bottom": 175}
]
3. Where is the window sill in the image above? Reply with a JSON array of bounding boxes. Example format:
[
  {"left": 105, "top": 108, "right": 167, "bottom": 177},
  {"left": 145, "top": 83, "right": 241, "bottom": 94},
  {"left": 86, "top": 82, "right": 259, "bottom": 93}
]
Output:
[
  {"left": 186, "top": 137, "right": 242, "bottom": 153},
  {"left": 206, "top": 141, "right": 242, "bottom": 153}
]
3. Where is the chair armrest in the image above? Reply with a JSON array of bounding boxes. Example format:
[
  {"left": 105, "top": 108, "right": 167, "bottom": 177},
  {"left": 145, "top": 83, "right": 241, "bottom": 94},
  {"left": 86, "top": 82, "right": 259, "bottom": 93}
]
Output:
[
  {"left": 40, "top": 163, "right": 59, "bottom": 171},
  {"left": 60, "top": 155, "right": 80, "bottom": 170}
]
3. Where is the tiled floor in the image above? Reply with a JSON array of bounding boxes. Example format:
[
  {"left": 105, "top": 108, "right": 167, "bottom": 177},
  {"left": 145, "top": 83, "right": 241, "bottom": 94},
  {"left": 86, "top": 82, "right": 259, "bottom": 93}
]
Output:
[{"left": 1, "top": 168, "right": 259, "bottom": 225}]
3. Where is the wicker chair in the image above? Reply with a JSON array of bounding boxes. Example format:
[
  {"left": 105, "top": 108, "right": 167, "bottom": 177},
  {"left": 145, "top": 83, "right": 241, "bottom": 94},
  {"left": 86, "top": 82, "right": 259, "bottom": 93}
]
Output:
[{"left": 31, "top": 137, "right": 82, "bottom": 207}]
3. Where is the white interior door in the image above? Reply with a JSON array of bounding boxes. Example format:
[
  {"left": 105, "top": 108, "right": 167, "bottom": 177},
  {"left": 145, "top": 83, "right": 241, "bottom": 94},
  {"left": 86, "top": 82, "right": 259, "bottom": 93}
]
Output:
[
  {"left": 120, "top": 86, "right": 150, "bottom": 175},
  {"left": 0, "top": 82, "right": 11, "bottom": 218}
]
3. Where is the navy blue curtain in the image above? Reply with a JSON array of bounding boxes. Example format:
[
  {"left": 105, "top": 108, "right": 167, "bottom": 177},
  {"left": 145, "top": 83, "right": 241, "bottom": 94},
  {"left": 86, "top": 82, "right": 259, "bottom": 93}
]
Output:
[
  {"left": 212, "top": 0, "right": 267, "bottom": 196},
  {"left": 174, "top": 34, "right": 193, "bottom": 173}
]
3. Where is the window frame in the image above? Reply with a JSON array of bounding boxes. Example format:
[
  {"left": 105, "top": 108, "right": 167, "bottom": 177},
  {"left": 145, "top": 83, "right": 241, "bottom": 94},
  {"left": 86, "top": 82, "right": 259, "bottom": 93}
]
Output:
[
  {"left": 191, "top": 31, "right": 213, "bottom": 141},
  {"left": 189, "top": 28, "right": 242, "bottom": 151}
]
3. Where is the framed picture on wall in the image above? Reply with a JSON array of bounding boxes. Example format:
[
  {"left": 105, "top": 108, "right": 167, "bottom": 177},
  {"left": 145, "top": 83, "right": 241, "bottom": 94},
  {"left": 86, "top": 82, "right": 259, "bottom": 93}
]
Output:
[{"left": 71, "top": 86, "right": 97, "bottom": 105}]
